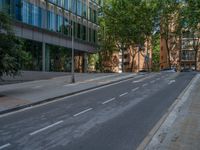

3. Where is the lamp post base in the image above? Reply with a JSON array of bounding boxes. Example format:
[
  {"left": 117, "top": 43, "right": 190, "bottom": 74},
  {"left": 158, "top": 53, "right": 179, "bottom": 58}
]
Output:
[{"left": 71, "top": 74, "right": 75, "bottom": 83}]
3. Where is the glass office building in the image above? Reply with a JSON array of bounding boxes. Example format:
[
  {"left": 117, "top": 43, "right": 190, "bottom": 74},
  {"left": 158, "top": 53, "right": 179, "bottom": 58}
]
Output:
[{"left": 0, "top": 0, "right": 102, "bottom": 72}]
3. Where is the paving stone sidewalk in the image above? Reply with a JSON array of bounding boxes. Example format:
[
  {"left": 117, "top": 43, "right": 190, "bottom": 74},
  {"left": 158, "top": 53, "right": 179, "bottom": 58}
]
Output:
[
  {"left": 145, "top": 74, "right": 200, "bottom": 150},
  {"left": 0, "top": 72, "right": 137, "bottom": 114}
]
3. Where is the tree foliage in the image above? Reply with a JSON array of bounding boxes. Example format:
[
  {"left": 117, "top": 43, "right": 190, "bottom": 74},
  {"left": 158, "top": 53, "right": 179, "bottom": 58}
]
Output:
[
  {"left": 0, "top": 12, "right": 29, "bottom": 78},
  {"left": 99, "top": 0, "right": 158, "bottom": 71},
  {"left": 100, "top": 0, "right": 200, "bottom": 71}
]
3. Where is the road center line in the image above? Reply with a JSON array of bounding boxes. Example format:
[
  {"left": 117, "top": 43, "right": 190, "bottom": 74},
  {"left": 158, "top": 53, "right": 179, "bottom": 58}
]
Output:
[
  {"left": 73, "top": 108, "right": 93, "bottom": 117},
  {"left": 119, "top": 92, "right": 128, "bottom": 97},
  {"left": 102, "top": 98, "right": 116, "bottom": 104},
  {"left": 29, "top": 120, "right": 63, "bottom": 136},
  {"left": 132, "top": 87, "right": 139, "bottom": 92},
  {"left": 0, "top": 143, "right": 11, "bottom": 150}
]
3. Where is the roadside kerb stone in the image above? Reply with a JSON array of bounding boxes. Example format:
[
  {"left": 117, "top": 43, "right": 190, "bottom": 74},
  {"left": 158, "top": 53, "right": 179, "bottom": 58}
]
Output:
[{"left": 140, "top": 74, "right": 200, "bottom": 150}]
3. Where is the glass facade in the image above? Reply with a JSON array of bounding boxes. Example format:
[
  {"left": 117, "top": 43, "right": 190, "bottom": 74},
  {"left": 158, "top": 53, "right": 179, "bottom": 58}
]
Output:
[{"left": 0, "top": 0, "right": 100, "bottom": 44}]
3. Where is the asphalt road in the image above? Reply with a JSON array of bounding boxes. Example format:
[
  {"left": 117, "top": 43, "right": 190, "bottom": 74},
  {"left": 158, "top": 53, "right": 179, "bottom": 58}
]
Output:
[{"left": 0, "top": 72, "right": 196, "bottom": 150}]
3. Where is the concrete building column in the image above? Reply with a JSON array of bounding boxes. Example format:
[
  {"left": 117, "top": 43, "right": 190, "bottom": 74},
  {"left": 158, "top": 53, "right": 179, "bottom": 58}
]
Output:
[
  {"left": 42, "top": 42, "right": 46, "bottom": 72},
  {"left": 84, "top": 53, "right": 88, "bottom": 73},
  {"left": 42, "top": 42, "right": 50, "bottom": 72}
]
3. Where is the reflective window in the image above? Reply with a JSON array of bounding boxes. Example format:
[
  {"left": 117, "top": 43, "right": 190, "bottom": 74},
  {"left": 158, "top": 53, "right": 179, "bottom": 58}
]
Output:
[
  {"left": 22, "top": 1, "right": 29, "bottom": 24},
  {"left": 63, "top": 18, "right": 69, "bottom": 35},
  {"left": 33, "top": 5, "right": 42, "bottom": 27},
  {"left": 57, "top": 0, "right": 64, "bottom": 7},
  {"left": 49, "top": 0, "right": 56, "bottom": 4},
  {"left": 72, "top": 0, "right": 77, "bottom": 14},
  {"left": 47, "top": 11, "right": 56, "bottom": 31},
  {"left": 77, "top": 0, "right": 82, "bottom": 16},
  {"left": 57, "top": 15, "right": 63, "bottom": 32},
  {"left": 82, "top": 2, "right": 87, "bottom": 18},
  {"left": 64, "top": 0, "right": 69, "bottom": 10},
  {"left": 77, "top": 23, "right": 81, "bottom": 38},
  {"left": 82, "top": 25, "right": 86, "bottom": 40}
]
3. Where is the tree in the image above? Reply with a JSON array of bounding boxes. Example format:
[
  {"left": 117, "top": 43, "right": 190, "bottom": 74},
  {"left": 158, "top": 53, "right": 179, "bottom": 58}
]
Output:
[
  {"left": 0, "top": 12, "right": 29, "bottom": 78},
  {"left": 152, "top": 33, "right": 160, "bottom": 71},
  {"left": 101, "top": 0, "right": 158, "bottom": 72},
  {"left": 159, "top": 0, "right": 183, "bottom": 69}
]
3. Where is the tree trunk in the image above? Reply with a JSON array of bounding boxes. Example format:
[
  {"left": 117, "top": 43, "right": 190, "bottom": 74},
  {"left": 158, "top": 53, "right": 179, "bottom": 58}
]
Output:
[
  {"left": 121, "top": 47, "right": 125, "bottom": 72},
  {"left": 166, "top": 39, "right": 171, "bottom": 68}
]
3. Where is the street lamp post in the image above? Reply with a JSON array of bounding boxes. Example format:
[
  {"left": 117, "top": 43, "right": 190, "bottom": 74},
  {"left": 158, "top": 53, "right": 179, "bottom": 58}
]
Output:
[
  {"left": 71, "top": 22, "right": 75, "bottom": 83},
  {"left": 66, "top": 22, "right": 75, "bottom": 83}
]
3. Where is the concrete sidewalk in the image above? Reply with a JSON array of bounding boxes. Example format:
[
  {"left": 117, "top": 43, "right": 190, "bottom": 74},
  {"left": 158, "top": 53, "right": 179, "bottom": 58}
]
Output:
[
  {"left": 143, "top": 74, "right": 200, "bottom": 150},
  {"left": 0, "top": 73, "right": 138, "bottom": 114}
]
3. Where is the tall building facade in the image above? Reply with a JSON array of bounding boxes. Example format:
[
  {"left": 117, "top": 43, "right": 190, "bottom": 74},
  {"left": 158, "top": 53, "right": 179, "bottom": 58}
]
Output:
[{"left": 0, "top": 0, "right": 102, "bottom": 72}]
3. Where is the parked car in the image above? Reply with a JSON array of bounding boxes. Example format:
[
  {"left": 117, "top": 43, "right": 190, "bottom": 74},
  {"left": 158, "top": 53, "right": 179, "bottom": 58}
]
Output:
[{"left": 161, "top": 68, "right": 176, "bottom": 72}]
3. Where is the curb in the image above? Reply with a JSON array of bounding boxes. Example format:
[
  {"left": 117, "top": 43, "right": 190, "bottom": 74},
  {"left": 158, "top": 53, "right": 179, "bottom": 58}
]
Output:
[
  {"left": 136, "top": 73, "right": 199, "bottom": 150},
  {"left": 0, "top": 74, "right": 137, "bottom": 116}
]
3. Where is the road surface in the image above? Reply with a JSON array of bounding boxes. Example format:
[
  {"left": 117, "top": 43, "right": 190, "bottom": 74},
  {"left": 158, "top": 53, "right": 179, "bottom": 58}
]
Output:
[{"left": 0, "top": 72, "right": 195, "bottom": 150}]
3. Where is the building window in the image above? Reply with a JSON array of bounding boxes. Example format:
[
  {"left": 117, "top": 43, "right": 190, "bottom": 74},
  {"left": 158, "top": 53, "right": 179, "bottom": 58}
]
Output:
[
  {"left": 33, "top": 5, "right": 42, "bottom": 28},
  {"left": 57, "top": 0, "right": 64, "bottom": 7},
  {"left": 63, "top": 18, "right": 69, "bottom": 35},
  {"left": 47, "top": 11, "right": 56, "bottom": 31},
  {"left": 56, "top": 15, "right": 63, "bottom": 32},
  {"left": 82, "top": 2, "right": 87, "bottom": 18},
  {"left": 93, "top": 29, "right": 96, "bottom": 43},
  {"left": 89, "top": 28, "right": 92, "bottom": 42},
  {"left": 94, "top": 10, "right": 97, "bottom": 23},
  {"left": 71, "top": 0, "right": 77, "bottom": 14},
  {"left": 82, "top": 25, "right": 86, "bottom": 40},
  {"left": 77, "top": 23, "right": 81, "bottom": 39},
  {"left": 22, "top": 1, "right": 29, "bottom": 24},
  {"left": 77, "top": 0, "right": 82, "bottom": 16},
  {"left": 181, "top": 50, "right": 195, "bottom": 61},
  {"left": 49, "top": 0, "right": 56, "bottom": 4},
  {"left": 64, "top": 0, "right": 69, "bottom": 10}
]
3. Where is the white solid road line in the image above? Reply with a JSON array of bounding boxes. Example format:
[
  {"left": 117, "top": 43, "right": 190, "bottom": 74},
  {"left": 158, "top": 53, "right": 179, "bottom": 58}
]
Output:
[
  {"left": 0, "top": 143, "right": 11, "bottom": 150},
  {"left": 119, "top": 92, "right": 128, "bottom": 97},
  {"left": 132, "top": 87, "right": 139, "bottom": 92},
  {"left": 102, "top": 98, "right": 116, "bottom": 104},
  {"left": 29, "top": 120, "right": 63, "bottom": 136},
  {"left": 73, "top": 108, "right": 93, "bottom": 117}
]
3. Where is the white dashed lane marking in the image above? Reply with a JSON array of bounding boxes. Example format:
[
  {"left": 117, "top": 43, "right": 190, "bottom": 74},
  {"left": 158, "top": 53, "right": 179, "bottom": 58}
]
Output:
[
  {"left": 0, "top": 143, "right": 11, "bottom": 150},
  {"left": 102, "top": 98, "right": 116, "bottom": 105},
  {"left": 119, "top": 92, "right": 128, "bottom": 97},
  {"left": 73, "top": 108, "right": 93, "bottom": 117},
  {"left": 132, "top": 87, "right": 139, "bottom": 92},
  {"left": 29, "top": 120, "right": 63, "bottom": 136}
]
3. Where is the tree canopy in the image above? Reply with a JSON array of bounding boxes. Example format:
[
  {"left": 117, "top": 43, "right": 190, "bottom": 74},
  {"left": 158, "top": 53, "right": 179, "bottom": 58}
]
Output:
[
  {"left": 0, "top": 12, "right": 29, "bottom": 78},
  {"left": 99, "top": 0, "right": 200, "bottom": 70}
]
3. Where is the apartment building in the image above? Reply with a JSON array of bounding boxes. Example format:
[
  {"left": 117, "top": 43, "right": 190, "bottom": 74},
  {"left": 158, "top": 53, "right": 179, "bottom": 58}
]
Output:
[
  {"left": 101, "top": 41, "right": 152, "bottom": 73},
  {"left": 160, "top": 32, "right": 200, "bottom": 71},
  {"left": 0, "top": 0, "right": 102, "bottom": 72}
]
